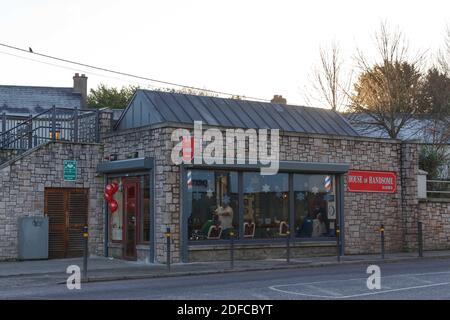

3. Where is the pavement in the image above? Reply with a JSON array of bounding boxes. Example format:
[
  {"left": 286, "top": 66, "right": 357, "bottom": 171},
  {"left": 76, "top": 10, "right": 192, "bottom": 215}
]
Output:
[{"left": 1, "top": 249, "right": 450, "bottom": 283}]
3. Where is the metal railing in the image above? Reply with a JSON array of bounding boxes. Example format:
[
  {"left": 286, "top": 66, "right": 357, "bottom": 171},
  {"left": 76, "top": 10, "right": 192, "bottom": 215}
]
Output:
[
  {"left": 426, "top": 179, "right": 450, "bottom": 199},
  {"left": 1, "top": 106, "right": 99, "bottom": 162}
]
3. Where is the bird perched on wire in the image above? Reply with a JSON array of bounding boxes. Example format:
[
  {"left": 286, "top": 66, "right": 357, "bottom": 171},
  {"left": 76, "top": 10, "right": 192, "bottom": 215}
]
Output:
[{"left": 29, "top": 47, "right": 33, "bottom": 53}]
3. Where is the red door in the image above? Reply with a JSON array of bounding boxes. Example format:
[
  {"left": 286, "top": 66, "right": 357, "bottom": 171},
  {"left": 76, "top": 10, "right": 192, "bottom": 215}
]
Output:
[{"left": 122, "top": 178, "right": 139, "bottom": 260}]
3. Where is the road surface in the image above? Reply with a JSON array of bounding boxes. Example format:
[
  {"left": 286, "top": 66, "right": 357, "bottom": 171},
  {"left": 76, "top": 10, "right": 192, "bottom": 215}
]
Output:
[{"left": 1, "top": 258, "right": 450, "bottom": 300}]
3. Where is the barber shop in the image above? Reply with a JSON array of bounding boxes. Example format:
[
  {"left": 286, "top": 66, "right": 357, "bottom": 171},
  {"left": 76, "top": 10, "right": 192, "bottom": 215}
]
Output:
[
  {"left": 1, "top": 87, "right": 429, "bottom": 263},
  {"left": 97, "top": 89, "right": 419, "bottom": 264}
]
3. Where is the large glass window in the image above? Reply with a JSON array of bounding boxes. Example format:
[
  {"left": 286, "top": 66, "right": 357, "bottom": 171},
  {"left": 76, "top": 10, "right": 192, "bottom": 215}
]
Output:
[
  {"left": 294, "top": 174, "right": 337, "bottom": 238},
  {"left": 243, "top": 172, "right": 289, "bottom": 239},
  {"left": 187, "top": 170, "right": 238, "bottom": 240}
]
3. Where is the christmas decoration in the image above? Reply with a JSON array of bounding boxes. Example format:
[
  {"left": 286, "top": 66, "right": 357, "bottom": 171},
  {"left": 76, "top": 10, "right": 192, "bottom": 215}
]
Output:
[
  {"left": 245, "top": 186, "right": 254, "bottom": 194},
  {"left": 296, "top": 192, "right": 305, "bottom": 201},
  {"left": 193, "top": 192, "right": 202, "bottom": 201},
  {"left": 222, "top": 195, "right": 230, "bottom": 205}
]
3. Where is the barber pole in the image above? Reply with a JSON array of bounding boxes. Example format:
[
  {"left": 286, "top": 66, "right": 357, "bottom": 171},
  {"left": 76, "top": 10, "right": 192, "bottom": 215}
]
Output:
[
  {"left": 187, "top": 170, "right": 192, "bottom": 191},
  {"left": 324, "top": 175, "right": 332, "bottom": 192}
]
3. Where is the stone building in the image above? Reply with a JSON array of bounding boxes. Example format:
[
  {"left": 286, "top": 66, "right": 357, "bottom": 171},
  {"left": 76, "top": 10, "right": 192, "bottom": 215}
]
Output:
[{"left": 1, "top": 89, "right": 450, "bottom": 262}]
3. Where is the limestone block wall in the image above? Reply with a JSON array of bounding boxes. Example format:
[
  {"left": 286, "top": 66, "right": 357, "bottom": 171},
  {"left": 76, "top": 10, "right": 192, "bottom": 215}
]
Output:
[
  {"left": 0, "top": 141, "right": 103, "bottom": 260},
  {"left": 418, "top": 200, "right": 450, "bottom": 250}
]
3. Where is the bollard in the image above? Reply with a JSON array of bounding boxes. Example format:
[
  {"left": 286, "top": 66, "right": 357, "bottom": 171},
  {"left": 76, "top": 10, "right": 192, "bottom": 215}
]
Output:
[
  {"left": 336, "top": 226, "right": 341, "bottom": 262},
  {"left": 286, "top": 230, "right": 291, "bottom": 263},
  {"left": 418, "top": 221, "right": 423, "bottom": 258},
  {"left": 380, "top": 224, "right": 385, "bottom": 260},
  {"left": 165, "top": 227, "right": 171, "bottom": 272},
  {"left": 229, "top": 230, "right": 235, "bottom": 269},
  {"left": 82, "top": 225, "right": 89, "bottom": 280}
]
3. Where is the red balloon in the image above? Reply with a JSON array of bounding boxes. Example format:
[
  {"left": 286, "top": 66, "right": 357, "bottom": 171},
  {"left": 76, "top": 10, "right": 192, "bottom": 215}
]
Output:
[
  {"left": 103, "top": 192, "right": 112, "bottom": 202},
  {"left": 111, "top": 182, "right": 119, "bottom": 193},
  {"left": 108, "top": 200, "right": 118, "bottom": 213},
  {"left": 105, "top": 184, "right": 114, "bottom": 195}
]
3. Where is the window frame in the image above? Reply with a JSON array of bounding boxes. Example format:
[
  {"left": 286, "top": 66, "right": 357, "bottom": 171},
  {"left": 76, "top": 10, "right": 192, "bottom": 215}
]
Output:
[{"left": 185, "top": 168, "right": 342, "bottom": 245}]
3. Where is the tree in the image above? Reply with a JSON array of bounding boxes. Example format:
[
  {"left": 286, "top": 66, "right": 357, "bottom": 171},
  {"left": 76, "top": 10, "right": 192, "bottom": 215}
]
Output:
[
  {"left": 159, "top": 86, "right": 219, "bottom": 97},
  {"left": 305, "top": 41, "right": 351, "bottom": 111},
  {"left": 438, "top": 26, "right": 450, "bottom": 74},
  {"left": 417, "top": 68, "right": 450, "bottom": 176},
  {"left": 348, "top": 22, "right": 425, "bottom": 139},
  {"left": 87, "top": 84, "right": 139, "bottom": 109}
]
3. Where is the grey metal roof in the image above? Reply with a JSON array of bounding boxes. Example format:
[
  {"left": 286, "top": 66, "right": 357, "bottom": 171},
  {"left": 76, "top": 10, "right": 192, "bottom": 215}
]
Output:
[
  {"left": 115, "top": 90, "right": 359, "bottom": 136},
  {"left": 0, "top": 85, "right": 82, "bottom": 116}
]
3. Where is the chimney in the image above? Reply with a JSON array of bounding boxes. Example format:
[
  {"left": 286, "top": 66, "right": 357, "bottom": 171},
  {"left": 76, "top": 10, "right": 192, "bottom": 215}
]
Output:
[
  {"left": 271, "top": 95, "right": 287, "bottom": 105},
  {"left": 73, "top": 73, "right": 88, "bottom": 109}
]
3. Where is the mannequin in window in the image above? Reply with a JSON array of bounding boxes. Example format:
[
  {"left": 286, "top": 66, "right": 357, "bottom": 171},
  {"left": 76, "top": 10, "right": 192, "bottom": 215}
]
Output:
[{"left": 215, "top": 203, "right": 234, "bottom": 238}]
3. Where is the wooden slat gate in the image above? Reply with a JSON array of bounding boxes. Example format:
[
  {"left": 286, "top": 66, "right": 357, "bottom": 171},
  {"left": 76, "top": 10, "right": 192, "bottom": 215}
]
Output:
[{"left": 45, "top": 188, "right": 89, "bottom": 259}]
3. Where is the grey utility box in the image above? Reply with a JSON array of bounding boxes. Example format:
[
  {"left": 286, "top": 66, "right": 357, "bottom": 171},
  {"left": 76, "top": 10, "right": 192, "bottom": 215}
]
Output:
[{"left": 18, "top": 216, "right": 49, "bottom": 260}]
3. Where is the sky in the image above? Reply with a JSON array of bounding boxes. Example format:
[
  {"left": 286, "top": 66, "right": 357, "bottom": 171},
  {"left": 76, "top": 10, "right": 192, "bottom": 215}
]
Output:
[{"left": 0, "top": 0, "right": 449, "bottom": 107}]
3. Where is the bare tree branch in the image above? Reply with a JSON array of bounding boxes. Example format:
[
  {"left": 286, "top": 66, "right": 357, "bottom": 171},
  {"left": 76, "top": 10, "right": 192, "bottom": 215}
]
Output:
[{"left": 304, "top": 40, "right": 352, "bottom": 111}]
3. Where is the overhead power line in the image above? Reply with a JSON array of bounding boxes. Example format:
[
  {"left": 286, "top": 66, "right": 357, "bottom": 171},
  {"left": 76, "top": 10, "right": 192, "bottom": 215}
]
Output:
[
  {"left": 0, "top": 42, "right": 270, "bottom": 102},
  {"left": 0, "top": 49, "right": 161, "bottom": 89}
]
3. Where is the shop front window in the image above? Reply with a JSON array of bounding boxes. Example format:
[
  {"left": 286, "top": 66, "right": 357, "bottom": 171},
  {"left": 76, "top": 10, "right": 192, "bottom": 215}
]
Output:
[
  {"left": 294, "top": 174, "right": 337, "bottom": 238},
  {"left": 187, "top": 170, "right": 238, "bottom": 240},
  {"left": 243, "top": 172, "right": 289, "bottom": 239}
]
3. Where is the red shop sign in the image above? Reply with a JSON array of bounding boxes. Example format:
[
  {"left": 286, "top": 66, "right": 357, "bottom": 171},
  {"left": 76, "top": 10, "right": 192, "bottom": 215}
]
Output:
[{"left": 347, "top": 170, "right": 397, "bottom": 193}]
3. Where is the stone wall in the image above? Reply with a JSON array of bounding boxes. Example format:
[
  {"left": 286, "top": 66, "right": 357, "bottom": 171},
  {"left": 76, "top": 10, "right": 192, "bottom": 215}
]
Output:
[
  {"left": 401, "top": 142, "right": 420, "bottom": 251},
  {"left": 0, "top": 141, "right": 104, "bottom": 261},
  {"left": 0, "top": 149, "right": 21, "bottom": 165},
  {"left": 102, "top": 124, "right": 420, "bottom": 262},
  {"left": 189, "top": 242, "right": 337, "bottom": 262},
  {"left": 418, "top": 200, "right": 450, "bottom": 250}
]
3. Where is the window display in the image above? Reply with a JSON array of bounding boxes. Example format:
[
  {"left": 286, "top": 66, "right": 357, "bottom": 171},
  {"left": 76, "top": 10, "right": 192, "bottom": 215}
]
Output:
[
  {"left": 243, "top": 172, "right": 289, "bottom": 239},
  {"left": 185, "top": 170, "right": 339, "bottom": 243},
  {"left": 187, "top": 170, "right": 238, "bottom": 240},
  {"left": 294, "top": 174, "right": 337, "bottom": 238}
]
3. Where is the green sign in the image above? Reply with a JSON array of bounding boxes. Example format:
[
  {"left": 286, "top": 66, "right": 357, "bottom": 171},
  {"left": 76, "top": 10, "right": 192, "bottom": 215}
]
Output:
[{"left": 63, "top": 160, "right": 77, "bottom": 181}]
